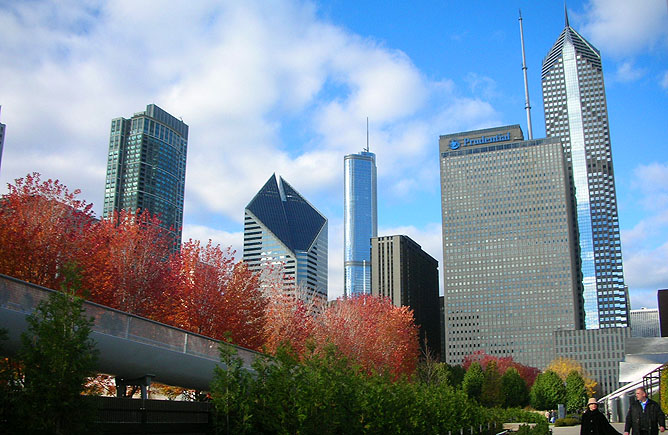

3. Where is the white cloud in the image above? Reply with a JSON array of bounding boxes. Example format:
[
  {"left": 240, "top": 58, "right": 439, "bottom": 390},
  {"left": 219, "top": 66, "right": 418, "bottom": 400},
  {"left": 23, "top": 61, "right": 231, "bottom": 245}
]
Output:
[
  {"left": 624, "top": 241, "right": 668, "bottom": 291},
  {"left": 579, "top": 0, "right": 668, "bottom": 57},
  {"left": 662, "top": 71, "right": 668, "bottom": 90},
  {"left": 181, "top": 224, "right": 244, "bottom": 259},
  {"left": 614, "top": 61, "right": 646, "bottom": 82}
]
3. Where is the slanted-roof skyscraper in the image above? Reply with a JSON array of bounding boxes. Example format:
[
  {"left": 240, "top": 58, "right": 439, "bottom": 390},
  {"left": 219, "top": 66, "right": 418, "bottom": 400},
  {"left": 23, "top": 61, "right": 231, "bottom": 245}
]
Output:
[
  {"left": 243, "top": 174, "right": 328, "bottom": 302},
  {"left": 344, "top": 150, "right": 377, "bottom": 296},
  {"left": 103, "top": 104, "right": 188, "bottom": 246},
  {"left": 542, "top": 12, "right": 628, "bottom": 328}
]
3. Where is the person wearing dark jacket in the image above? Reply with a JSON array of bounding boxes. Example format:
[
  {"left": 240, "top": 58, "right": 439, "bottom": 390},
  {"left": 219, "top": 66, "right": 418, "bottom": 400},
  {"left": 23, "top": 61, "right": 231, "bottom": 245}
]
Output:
[
  {"left": 624, "top": 387, "right": 666, "bottom": 435},
  {"left": 582, "top": 398, "right": 621, "bottom": 435}
]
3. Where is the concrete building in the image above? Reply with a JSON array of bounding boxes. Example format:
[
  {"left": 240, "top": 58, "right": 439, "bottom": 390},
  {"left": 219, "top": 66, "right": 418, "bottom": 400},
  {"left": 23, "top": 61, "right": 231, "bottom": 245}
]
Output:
[
  {"left": 554, "top": 327, "right": 628, "bottom": 397},
  {"left": 344, "top": 150, "right": 377, "bottom": 296},
  {"left": 243, "top": 174, "right": 328, "bottom": 303},
  {"left": 542, "top": 12, "right": 628, "bottom": 328},
  {"left": 371, "top": 235, "right": 441, "bottom": 357},
  {"left": 440, "top": 124, "right": 583, "bottom": 369},
  {"left": 630, "top": 308, "right": 660, "bottom": 338},
  {"left": 103, "top": 104, "right": 188, "bottom": 247}
]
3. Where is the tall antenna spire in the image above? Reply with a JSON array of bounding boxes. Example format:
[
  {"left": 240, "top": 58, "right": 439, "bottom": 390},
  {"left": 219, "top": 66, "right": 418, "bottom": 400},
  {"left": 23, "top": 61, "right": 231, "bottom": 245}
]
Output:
[
  {"left": 519, "top": 9, "right": 533, "bottom": 140},
  {"left": 564, "top": 2, "right": 570, "bottom": 27},
  {"left": 365, "top": 117, "right": 369, "bottom": 152}
]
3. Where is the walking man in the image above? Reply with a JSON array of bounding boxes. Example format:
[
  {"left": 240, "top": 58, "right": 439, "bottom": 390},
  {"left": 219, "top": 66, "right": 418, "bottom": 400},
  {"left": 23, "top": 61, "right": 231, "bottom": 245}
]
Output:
[{"left": 624, "top": 387, "right": 666, "bottom": 435}]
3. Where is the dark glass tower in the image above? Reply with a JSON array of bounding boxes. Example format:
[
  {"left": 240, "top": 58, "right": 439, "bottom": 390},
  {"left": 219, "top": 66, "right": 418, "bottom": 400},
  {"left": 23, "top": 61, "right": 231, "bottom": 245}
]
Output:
[
  {"left": 344, "top": 150, "right": 377, "bottom": 296},
  {"left": 103, "top": 104, "right": 188, "bottom": 247},
  {"left": 542, "top": 13, "right": 628, "bottom": 328},
  {"left": 243, "top": 174, "right": 328, "bottom": 302}
]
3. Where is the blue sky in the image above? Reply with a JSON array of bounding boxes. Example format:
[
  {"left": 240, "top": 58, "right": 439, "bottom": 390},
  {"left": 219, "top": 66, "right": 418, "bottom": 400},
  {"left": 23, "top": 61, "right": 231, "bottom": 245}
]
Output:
[{"left": 0, "top": 0, "right": 667, "bottom": 307}]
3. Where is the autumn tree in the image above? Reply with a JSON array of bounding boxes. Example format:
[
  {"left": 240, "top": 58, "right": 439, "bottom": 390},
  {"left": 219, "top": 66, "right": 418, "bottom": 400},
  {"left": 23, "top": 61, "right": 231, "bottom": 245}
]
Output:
[
  {"left": 167, "top": 240, "right": 267, "bottom": 350},
  {"left": 314, "top": 294, "right": 419, "bottom": 378},
  {"left": 482, "top": 360, "right": 503, "bottom": 407},
  {"left": 547, "top": 357, "right": 597, "bottom": 397},
  {"left": 500, "top": 367, "right": 529, "bottom": 408},
  {"left": 463, "top": 350, "right": 540, "bottom": 388},
  {"left": 78, "top": 209, "right": 173, "bottom": 319},
  {"left": 0, "top": 172, "right": 94, "bottom": 291},
  {"left": 463, "top": 362, "right": 484, "bottom": 402}
]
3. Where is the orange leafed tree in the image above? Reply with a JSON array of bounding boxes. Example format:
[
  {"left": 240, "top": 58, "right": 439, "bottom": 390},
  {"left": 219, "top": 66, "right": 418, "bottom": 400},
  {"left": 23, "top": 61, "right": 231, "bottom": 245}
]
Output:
[
  {"left": 78, "top": 209, "right": 173, "bottom": 319},
  {"left": 315, "top": 294, "right": 420, "bottom": 378},
  {"left": 166, "top": 240, "right": 267, "bottom": 350},
  {"left": 0, "top": 172, "right": 95, "bottom": 290},
  {"left": 463, "top": 350, "right": 540, "bottom": 387}
]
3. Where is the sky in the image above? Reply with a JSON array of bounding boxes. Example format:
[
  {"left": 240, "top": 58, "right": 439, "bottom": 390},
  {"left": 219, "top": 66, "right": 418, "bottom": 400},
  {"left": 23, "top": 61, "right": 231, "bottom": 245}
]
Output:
[{"left": 0, "top": 0, "right": 667, "bottom": 308}]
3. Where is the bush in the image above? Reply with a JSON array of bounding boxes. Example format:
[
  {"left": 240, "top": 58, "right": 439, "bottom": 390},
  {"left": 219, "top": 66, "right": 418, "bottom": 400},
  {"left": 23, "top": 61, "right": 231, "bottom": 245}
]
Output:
[
  {"left": 554, "top": 417, "right": 580, "bottom": 427},
  {"left": 486, "top": 407, "right": 547, "bottom": 424},
  {"left": 517, "top": 420, "right": 550, "bottom": 435}
]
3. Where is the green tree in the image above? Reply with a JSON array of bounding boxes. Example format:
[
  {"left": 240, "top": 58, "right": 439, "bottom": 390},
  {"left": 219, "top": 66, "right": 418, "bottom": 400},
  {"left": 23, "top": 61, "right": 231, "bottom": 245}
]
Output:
[
  {"left": 0, "top": 328, "right": 23, "bottom": 432},
  {"left": 446, "top": 363, "right": 466, "bottom": 388},
  {"left": 565, "top": 370, "right": 587, "bottom": 413},
  {"left": 501, "top": 367, "right": 529, "bottom": 408},
  {"left": 19, "top": 284, "right": 98, "bottom": 434},
  {"left": 530, "top": 370, "right": 566, "bottom": 410},
  {"left": 462, "top": 361, "right": 484, "bottom": 402},
  {"left": 482, "top": 360, "right": 503, "bottom": 407}
]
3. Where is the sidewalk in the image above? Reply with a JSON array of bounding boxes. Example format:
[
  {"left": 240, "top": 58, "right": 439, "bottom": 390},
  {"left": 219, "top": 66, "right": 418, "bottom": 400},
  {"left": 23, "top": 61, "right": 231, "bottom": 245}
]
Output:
[{"left": 551, "top": 422, "right": 625, "bottom": 435}]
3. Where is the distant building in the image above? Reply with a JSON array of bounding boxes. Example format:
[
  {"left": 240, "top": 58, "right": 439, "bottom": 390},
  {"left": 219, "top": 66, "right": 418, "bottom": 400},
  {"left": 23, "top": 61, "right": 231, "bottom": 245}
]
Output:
[
  {"left": 439, "top": 124, "right": 583, "bottom": 369},
  {"left": 0, "top": 106, "right": 5, "bottom": 175},
  {"left": 243, "top": 174, "right": 328, "bottom": 303},
  {"left": 542, "top": 12, "right": 628, "bottom": 328},
  {"left": 630, "top": 308, "right": 660, "bottom": 338},
  {"left": 371, "top": 235, "right": 441, "bottom": 357},
  {"left": 344, "top": 150, "right": 377, "bottom": 296},
  {"left": 103, "top": 104, "right": 188, "bottom": 247},
  {"left": 553, "top": 327, "right": 628, "bottom": 396}
]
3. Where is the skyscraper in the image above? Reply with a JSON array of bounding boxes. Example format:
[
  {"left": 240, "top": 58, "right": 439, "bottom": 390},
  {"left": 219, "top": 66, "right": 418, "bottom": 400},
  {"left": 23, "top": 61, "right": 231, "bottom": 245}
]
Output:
[
  {"left": 344, "top": 150, "right": 377, "bottom": 296},
  {"left": 0, "top": 106, "right": 5, "bottom": 175},
  {"left": 542, "top": 12, "right": 628, "bottom": 328},
  {"left": 103, "top": 104, "right": 188, "bottom": 246},
  {"left": 440, "top": 125, "right": 583, "bottom": 368},
  {"left": 371, "top": 235, "right": 441, "bottom": 357},
  {"left": 243, "top": 174, "right": 328, "bottom": 302}
]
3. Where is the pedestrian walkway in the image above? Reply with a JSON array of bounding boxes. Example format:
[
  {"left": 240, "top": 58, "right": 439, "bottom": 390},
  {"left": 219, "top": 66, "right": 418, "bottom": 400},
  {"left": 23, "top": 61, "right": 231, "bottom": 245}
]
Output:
[{"left": 551, "top": 422, "right": 625, "bottom": 435}]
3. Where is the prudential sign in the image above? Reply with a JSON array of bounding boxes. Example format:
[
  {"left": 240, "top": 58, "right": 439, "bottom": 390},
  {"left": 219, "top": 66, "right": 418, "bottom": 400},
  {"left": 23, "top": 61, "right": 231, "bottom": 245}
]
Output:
[{"left": 449, "top": 132, "right": 511, "bottom": 150}]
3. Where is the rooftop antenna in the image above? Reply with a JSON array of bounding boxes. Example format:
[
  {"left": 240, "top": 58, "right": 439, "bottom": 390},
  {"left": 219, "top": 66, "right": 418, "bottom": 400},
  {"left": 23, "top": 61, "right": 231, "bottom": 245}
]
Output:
[
  {"left": 365, "top": 117, "right": 369, "bottom": 152},
  {"left": 519, "top": 9, "right": 533, "bottom": 140}
]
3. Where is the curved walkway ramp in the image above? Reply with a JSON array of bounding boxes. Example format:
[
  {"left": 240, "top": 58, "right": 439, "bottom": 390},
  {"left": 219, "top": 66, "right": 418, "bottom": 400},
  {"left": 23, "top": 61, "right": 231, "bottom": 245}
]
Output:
[{"left": 0, "top": 274, "right": 261, "bottom": 391}]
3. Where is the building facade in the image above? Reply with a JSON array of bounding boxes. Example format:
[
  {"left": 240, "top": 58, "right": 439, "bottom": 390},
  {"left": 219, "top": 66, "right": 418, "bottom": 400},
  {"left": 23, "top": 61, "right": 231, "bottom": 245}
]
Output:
[
  {"left": 630, "top": 308, "right": 660, "bottom": 338},
  {"left": 542, "top": 14, "right": 628, "bottom": 329},
  {"left": 344, "top": 151, "right": 377, "bottom": 296},
  {"left": 243, "top": 174, "right": 328, "bottom": 303},
  {"left": 103, "top": 104, "right": 188, "bottom": 246},
  {"left": 440, "top": 125, "right": 583, "bottom": 369},
  {"left": 371, "top": 235, "right": 441, "bottom": 357},
  {"left": 553, "top": 327, "right": 628, "bottom": 396}
]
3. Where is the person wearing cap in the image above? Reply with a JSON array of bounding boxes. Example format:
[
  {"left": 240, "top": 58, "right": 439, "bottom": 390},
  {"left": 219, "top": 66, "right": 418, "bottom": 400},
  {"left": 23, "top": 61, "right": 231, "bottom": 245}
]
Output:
[
  {"left": 581, "top": 397, "right": 621, "bottom": 435},
  {"left": 624, "top": 387, "right": 665, "bottom": 435}
]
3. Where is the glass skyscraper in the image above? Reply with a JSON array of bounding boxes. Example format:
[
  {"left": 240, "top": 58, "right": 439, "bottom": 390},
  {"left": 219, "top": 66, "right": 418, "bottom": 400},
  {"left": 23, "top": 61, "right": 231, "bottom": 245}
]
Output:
[
  {"left": 344, "top": 151, "right": 377, "bottom": 296},
  {"left": 243, "top": 174, "right": 328, "bottom": 302},
  {"left": 542, "top": 14, "right": 628, "bottom": 328},
  {"left": 103, "top": 104, "right": 188, "bottom": 247}
]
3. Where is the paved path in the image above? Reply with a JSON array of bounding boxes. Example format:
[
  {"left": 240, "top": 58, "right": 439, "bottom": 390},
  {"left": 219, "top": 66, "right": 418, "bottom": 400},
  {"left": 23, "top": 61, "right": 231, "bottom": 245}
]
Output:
[{"left": 551, "top": 422, "right": 625, "bottom": 435}]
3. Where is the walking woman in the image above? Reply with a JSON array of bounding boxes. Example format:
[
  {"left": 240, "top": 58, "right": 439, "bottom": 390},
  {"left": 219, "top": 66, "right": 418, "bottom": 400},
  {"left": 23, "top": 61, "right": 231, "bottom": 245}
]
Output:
[{"left": 582, "top": 398, "right": 621, "bottom": 435}]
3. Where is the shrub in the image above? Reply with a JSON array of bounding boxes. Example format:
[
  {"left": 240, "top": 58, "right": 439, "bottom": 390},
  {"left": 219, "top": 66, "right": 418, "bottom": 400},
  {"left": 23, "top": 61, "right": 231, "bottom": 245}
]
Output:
[{"left": 554, "top": 417, "right": 580, "bottom": 427}]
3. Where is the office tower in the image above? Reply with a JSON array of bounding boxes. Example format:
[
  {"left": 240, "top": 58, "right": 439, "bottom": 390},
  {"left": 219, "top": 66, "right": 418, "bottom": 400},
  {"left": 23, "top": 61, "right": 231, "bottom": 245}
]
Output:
[
  {"left": 243, "top": 174, "right": 328, "bottom": 302},
  {"left": 630, "top": 308, "right": 660, "bottom": 338},
  {"left": 0, "top": 106, "right": 5, "bottom": 175},
  {"left": 440, "top": 125, "right": 583, "bottom": 369},
  {"left": 542, "top": 13, "right": 628, "bottom": 328},
  {"left": 344, "top": 150, "right": 377, "bottom": 296},
  {"left": 371, "top": 235, "right": 441, "bottom": 357},
  {"left": 103, "top": 104, "right": 188, "bottom": 247}
]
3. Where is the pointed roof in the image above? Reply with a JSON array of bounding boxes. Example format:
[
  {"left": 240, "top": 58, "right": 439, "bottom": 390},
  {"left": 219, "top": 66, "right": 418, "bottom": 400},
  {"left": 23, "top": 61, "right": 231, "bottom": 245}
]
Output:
[
  {"left": 542, "top": 17, "right": 601, "bottom": 78},
  {"left": 246, "top": 174, "right": 326, "bottom": 252}
]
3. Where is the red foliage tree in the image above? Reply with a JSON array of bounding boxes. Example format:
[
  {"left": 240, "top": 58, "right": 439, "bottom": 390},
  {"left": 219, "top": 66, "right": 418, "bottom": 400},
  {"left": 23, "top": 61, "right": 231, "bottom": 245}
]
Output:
[
  {"left": 463, "top": 350, "right": 540, "bottom": 387},
  {"left": 314, "top": 294, "right": 420, "bottom": 378},
  {"left": 78, "top": 209, "right": 173, "bottom": 318},
  {"left": 166, "top": 240, "right": 267, "bottom": 350},
  {"left": 0, "top": 173, "right": 95, "bottom": 290}
]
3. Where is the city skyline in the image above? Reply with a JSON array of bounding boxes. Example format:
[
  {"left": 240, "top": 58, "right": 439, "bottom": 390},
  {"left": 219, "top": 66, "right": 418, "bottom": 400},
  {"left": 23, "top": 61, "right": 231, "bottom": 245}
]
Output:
[{"left": 0, "top": 1, "right": 666, "bottom": 306}]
